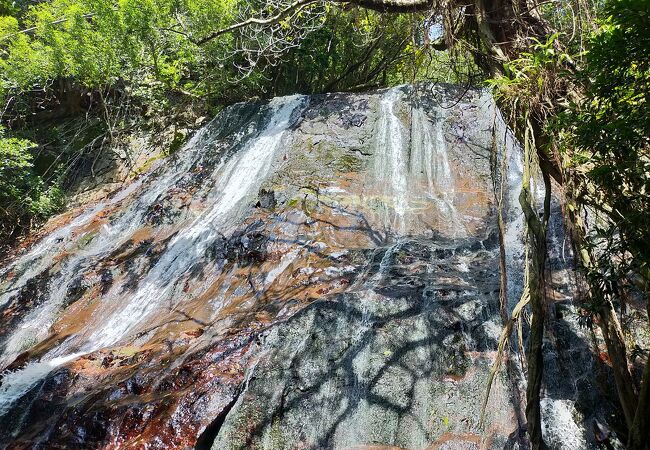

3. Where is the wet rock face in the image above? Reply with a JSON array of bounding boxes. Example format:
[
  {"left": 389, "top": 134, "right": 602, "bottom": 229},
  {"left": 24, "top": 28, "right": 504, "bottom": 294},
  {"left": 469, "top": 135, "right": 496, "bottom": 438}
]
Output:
[
  {"left": 213, "top": 238, "right": 514, "bottom": 450},
  {"left": 0, "top": 85, "right": 611, "bottom": 449}
]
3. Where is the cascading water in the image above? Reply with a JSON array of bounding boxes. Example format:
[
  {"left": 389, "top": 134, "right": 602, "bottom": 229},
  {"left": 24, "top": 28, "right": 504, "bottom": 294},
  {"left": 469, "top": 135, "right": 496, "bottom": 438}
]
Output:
[
  {"left": 410, "top": 105, "right": 465, "bottom": 238},
  {"left": 0, "top": 85, "right": 610, "bottom": 449},
  {"left": 371, "top": 87, "right": 465, "bottom": 238},
  {"left": 0, "top": 95, "right": 306, "bottom": 418},
  {"left": 87, "top": 95, "right": 306, "bottom": 350},
  {"left": 0, "top": 113, "right": 231, "bottom": 369},
  {"left": 373, "top": 88, "right": 409, "bottom": 234}
]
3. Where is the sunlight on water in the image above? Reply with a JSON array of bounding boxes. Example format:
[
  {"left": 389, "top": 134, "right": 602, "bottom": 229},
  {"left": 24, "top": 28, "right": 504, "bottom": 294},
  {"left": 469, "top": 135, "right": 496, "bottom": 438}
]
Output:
[
  {"left": 410, "top": 105, "right": 464, "bottom": 237},
  {"left": 0, "top": 113, "right": 231, "bottom": 370},
  {"left": 374, "top": 88, "right": 409, "bottom": 234},
  {"left": 0, "top": 352, "right": 85, "bottom": 416},
  {"left": 89, "top": 95, "right": 307, "bottom": 349},
  {"left": 0, "top": 95, "right": 307, "bottom": 416},
  {"left": 541, "top": 398, "right": 587, "bottom": 449}
]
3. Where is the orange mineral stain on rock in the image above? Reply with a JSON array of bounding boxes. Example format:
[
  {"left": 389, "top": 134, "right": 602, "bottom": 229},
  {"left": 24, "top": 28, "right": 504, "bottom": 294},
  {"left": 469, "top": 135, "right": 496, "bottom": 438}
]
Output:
[
  {"left": 427, "top": 432, "right": 484, "bottom": 449},
  {"left": 0, "top": 86, "right": 586, "bottom": 450}
]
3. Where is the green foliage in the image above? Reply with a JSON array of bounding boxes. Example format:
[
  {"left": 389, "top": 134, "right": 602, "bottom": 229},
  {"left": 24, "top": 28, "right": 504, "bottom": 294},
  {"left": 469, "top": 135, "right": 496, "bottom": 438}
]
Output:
[
  {"left": 0, "top": 0, "right": 473, "bottom": 242},
  {"left": 487, "top": 33, "right": 572, "bottom": 132},
  {"left": 0, "top": 0, "right": 18, "bottom": 17},
  {"left": 0, "top": 127, "right": 64, "bottom": 240},
  {"left": 268, "top": 11, "right": 414, "bottom": 94},
  {"left": 561, "top": 0, "right": 650, "bottom": 282},
  {"left": 0, "top": 0, "right": 238, "bottom": 115},
  {"left": 0, "top": 0, "right": 459, "bottom": 110}
]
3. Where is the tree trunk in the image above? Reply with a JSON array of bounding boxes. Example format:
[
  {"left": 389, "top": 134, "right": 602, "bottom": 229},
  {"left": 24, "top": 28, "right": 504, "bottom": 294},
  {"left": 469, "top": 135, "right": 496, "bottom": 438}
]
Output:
[
  {"left": 599, "top": 302, "right": 639, "bottom": 429},
  {"left": 564, "top": 188, "right": 642, "bottom": 439},
  {"left": 491, "top": 122, "right": 509, "bottom": 323},
  {"left": 520, "top": 183, "right": 550, "bottom": 449},
  {"left": 626, "top": 299, "right": 650, "bottom": 450},
  {"left": 519, "top": 123, "right": 551, "bottom": 450},
  {"left": 627, "top": 304, "right": 650, "bottom": 450}
]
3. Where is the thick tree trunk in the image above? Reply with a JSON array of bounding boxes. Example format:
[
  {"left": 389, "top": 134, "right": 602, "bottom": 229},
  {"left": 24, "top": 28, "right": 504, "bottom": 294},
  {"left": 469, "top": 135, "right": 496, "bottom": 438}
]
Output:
[
  {"left": 525, "top": 307, "right": 546, "bottom": 450},
  {"left": 341, "top": 0, "right": 432, "bottom": 12},
  {"left": 520, "top": 179, "right": 550, "bottom": 450}
]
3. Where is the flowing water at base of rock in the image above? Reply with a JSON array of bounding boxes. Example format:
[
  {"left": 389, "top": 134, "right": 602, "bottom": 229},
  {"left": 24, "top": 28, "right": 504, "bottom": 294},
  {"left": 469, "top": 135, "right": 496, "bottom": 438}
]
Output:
[{"left": 0, "top": 85, "right": 617, "bottom": 449}]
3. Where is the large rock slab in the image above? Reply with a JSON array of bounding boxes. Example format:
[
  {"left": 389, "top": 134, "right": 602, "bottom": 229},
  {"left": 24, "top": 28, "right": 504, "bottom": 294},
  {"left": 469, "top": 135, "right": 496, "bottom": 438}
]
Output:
[{"left": 0, "top": 85, "right": 616, "bottom": 449}]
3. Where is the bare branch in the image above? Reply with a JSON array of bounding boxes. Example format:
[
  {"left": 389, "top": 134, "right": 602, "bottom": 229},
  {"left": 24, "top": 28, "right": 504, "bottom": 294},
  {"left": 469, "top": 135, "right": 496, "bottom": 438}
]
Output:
[
  {"left": 341, "top": 0, "right": 432, "bottom": 13},
  {"left": 194, "top": 0, "right": 321, "bottom": 45},
  {"left": 194, "top": 0, "right": 434, "bottom": 46}
]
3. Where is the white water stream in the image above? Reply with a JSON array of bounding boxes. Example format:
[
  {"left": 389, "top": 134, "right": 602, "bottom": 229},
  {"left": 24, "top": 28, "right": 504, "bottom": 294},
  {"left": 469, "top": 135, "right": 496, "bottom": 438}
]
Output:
[
  {"left": 373, "top": 88, "right": 409, "bottom": 234},
  {"left": 0, "top": 95, "right": 307, "bottom": 415},
  {"left": 373, "top": 87, "right": 464, "bottom": 238}
]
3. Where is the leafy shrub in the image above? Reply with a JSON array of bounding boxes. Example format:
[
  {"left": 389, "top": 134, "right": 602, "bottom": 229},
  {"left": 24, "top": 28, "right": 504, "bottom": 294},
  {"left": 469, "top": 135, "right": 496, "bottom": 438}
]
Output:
[{"left": 0, "top": 127, "right": 64, "bottom": 242}]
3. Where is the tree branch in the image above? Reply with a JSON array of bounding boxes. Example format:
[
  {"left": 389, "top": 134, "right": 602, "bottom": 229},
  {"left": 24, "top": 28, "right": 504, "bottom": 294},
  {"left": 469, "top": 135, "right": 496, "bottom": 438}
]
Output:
[
  {"left": 0, "top": 14, "right": 94, "bottom": 42},
  {"left": 194, "top": 0, "right": 434, "bottom": 45},
  {"left": 195, "top": 0, "right": 321, "bottom": 45}
]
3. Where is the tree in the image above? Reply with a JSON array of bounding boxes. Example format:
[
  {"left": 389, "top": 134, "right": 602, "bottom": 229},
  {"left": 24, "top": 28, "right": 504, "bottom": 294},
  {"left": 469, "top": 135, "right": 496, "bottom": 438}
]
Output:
[
  {"left": 559, "top": 1, "right": 650, "bottom": 446},
  {"left": 0, "top": 127, "right": 63, "bottom": 243}
]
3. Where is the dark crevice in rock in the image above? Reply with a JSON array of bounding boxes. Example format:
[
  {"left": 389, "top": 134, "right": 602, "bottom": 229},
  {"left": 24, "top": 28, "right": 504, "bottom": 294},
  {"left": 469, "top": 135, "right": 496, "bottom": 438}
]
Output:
[{"left": 194, "top": 385, "right": 244, "bottom": 450}]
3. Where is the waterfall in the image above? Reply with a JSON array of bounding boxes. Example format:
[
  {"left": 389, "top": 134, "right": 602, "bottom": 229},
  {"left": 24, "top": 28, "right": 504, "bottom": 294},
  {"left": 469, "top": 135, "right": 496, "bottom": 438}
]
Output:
[
  {"left": 0, "top": 111, "right": 238, "bottom": 368},
  {"left": 0, "top": 352, "right": 85, "bottom": 417},
  {"left": 371, "top": 87, "right": 466, "bottom": 238},
  {"left": 0, "top": 95, "right": 306, "bottom": 416},
  {"left": 373, "top": 88, "right": 409, "bottom": 234},
  {"left": 88, "top": 95, "right": 306, "bottom": 350},
  {"left": 0, "top": 86, "right": 600, "bottom": 449},
  {"left": 410, "top": 105, "right": 464, "bottom": 238}
]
